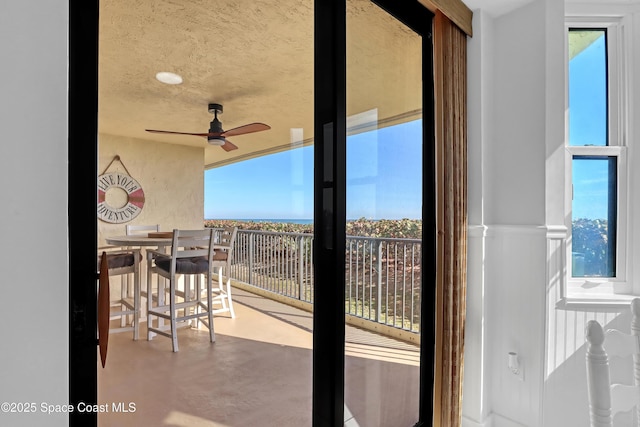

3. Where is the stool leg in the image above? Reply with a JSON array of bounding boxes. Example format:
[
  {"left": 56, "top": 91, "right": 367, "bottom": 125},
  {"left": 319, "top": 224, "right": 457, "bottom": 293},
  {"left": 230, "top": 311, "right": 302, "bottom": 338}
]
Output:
[
  {"left": 170, "top": 279, "right": 178, "bottom": 352},
  {"left": 207, "top": 272, "right": 215, "bottom": 343},
  {"left": 195, "top": 274, "right": 203, "bottom": 329},
  {"left": 133, "top": 263, "right": 140, "bottom": 340},
  {"left": 226, "top": 276, "right": 235, "bottom": 319},
  {"left": 120, "top": 275, "right": 127, "bottom": 327},
  {"left": 147, "top": 257, "right": 154, "bottom": 341},
  {"left": 218, "top": 268, "right": 228, "bottom": 310}
]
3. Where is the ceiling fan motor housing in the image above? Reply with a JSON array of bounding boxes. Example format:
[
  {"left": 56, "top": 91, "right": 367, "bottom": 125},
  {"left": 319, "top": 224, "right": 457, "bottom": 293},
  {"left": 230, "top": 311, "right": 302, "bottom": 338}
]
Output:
[
  {"left": 208, "top": 103, "right": 224, "bottom": 131},
  {"left": 207, "top": 103, "right": 225, "bottom": 145},
  {"left": 209, "top": 119, "right": 224, "bottom": 133},
  {"left": 208, "top": 120, "right": 224, "bottom": 145}
]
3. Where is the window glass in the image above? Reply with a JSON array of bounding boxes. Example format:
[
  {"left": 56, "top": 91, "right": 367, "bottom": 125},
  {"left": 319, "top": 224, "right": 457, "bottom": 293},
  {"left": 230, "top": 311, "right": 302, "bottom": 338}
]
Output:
[
  {"left": 571, "top": 156, "right": 617, "bottom": 277},
  {"left": 568, "top": 29, "right": 607, "bottom": 147}
]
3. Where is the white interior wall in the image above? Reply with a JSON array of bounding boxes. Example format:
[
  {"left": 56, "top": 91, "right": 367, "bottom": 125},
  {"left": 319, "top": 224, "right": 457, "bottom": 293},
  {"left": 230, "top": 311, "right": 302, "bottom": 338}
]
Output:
[
  {"left": 465, "top": 0, "right": 564, "bottom": 426},
  {"left": 0, "top": 1, "right": 69, "bottom": 426},
  {"left": 484, "top": 0, "right": 547, "bottom": 227},
  {"left": 466, "top": 1, "right": 640, "bottom": 426}
]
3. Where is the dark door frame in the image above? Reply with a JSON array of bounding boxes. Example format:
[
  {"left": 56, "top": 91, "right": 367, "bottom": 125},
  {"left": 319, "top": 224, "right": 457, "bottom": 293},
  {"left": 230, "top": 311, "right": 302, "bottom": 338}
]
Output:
[
  {"left": 68, "top": 1, "right": 435, "bottom": 426},
  {"left": 313, "top": 1, "right": 435, "bottom": 426},
  {"left": 69, "top": 1, "right": 99, "bottom": 425}
]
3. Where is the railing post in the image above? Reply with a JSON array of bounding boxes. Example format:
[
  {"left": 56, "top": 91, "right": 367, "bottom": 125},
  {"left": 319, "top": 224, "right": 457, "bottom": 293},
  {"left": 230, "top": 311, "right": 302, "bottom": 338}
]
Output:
[
  {"left": 376, "top": 240, "right": 383, "bottom": 322},
  {"left": 249, "top": 232, "right": 254, "bottom": 285}
]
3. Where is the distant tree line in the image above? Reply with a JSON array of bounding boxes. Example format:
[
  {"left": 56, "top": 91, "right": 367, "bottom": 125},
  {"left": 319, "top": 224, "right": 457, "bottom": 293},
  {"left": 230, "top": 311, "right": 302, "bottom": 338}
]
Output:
[{"left": 205, "top": 217, "right": 422, "bottom": 239}]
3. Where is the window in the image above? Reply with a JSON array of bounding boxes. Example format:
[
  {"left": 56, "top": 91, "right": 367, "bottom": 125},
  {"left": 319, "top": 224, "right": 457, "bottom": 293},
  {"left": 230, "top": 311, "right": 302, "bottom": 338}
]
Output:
[
  {"left": 571, "top": 155, "right": 617, "bottom": 277},
  {"left": 566, "top": 19, "right": 628, "bottom": 293}
]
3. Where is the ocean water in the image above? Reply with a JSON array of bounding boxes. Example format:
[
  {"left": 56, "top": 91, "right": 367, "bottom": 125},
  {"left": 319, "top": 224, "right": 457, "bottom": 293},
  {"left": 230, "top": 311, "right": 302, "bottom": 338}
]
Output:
[
  {"left": 213, "top": 218, "right": 314, "bottom": 225},
  {"left": 208, "top": 219, "right": 404, "bottom": 224}
]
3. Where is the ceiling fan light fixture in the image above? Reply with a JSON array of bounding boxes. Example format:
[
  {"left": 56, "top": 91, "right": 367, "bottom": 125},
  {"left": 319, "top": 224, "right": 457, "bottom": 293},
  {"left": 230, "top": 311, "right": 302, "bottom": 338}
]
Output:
[
  {"left": 155, "top": 71, "right": 183, "bottom": 85},
  {"left": 207, "top": 137, "right": 225, "bottom": 146}
]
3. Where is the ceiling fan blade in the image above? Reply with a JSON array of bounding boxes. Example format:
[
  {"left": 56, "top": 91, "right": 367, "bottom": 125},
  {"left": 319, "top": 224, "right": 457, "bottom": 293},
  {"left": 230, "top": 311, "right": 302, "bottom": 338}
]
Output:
[
  {"left": 221, "top": 123, "right": 270, "bottom": 137},
  {"left": 221, "top": 139, "right": 238, "bottom": 152},
  {"left": 145, "top": 129, "right": 211, "bottom": 137}
]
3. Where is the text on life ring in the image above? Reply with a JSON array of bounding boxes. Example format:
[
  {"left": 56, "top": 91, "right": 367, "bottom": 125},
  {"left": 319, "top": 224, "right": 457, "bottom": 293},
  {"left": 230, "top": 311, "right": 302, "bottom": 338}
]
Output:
[{"left": 97, "top": 172, "right": 145, "bottom": 224}]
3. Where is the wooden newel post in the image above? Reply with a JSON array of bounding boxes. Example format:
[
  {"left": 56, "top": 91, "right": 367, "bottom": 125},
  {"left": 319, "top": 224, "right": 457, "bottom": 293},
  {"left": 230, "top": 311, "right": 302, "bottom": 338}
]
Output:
[{"left": 586, "top": 319, "right": 613, "bottom": 427}]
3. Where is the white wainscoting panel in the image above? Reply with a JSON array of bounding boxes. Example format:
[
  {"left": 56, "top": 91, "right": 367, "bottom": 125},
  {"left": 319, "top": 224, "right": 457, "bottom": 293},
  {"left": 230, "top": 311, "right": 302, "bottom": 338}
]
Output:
[
  {"left": 464, "top": 225, "right": 490, "bottom": 424},
  {"left": 484, "top": 225, "right": 547, "bottom": 426}
]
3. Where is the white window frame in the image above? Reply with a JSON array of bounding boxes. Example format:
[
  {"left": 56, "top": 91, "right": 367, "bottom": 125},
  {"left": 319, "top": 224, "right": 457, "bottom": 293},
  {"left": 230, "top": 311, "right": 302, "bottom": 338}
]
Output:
[{"left": 564, "top": 16, "right": 631, "bottom": 300}]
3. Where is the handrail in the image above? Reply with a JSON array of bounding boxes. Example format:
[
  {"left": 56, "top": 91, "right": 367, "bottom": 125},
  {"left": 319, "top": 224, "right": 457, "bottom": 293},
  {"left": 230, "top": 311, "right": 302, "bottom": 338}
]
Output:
[{"left": 216, "top": 228, "right": 422, "bottom": 334}]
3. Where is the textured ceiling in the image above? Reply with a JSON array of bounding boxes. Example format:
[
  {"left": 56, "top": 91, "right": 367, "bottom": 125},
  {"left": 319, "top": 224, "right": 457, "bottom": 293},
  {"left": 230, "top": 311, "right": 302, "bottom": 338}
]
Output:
[
  {"left": 464, "top": 0, "right": 640, "bottom": 17},
  {"left": 462, "top": 0, "right": 535, "bottom": 16},
  {"left": 99, "top": 0, "right": 422, "bottom": 169}
]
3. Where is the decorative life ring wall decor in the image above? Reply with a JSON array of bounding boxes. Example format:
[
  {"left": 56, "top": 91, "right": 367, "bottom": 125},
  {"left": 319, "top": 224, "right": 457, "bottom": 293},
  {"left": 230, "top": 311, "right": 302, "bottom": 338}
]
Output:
[
  {"left": 98, "top": 156, "right": 145, "bottom": 224},
  {"left": 98, "top": 172, "right": 145, "bottom": 223}
]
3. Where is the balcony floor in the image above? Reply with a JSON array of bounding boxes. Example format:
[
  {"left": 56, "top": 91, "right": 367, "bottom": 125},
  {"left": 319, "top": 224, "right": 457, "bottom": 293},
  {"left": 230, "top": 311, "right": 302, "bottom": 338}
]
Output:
[{"left": 99, "top": 288, "right": 420, "bottom": 427}]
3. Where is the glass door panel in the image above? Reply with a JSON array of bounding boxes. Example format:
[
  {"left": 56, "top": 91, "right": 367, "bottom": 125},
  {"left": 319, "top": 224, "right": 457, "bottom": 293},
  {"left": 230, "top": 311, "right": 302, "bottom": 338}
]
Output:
[
  {"left": 345, "top": 1, "right": 423, "bottom": 425},
  {"left": 97, "top": 0, "right": 315, "bottom": 425}
]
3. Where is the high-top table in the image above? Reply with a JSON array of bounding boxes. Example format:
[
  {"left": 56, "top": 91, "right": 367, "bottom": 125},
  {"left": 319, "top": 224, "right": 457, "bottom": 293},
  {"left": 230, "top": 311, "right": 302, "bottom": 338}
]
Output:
[
  {"left": 105, "top": 234, "right": 172, "bottom": 248},
  {"left": 105, "top": 233, "right": 174, "bottom": 337}
]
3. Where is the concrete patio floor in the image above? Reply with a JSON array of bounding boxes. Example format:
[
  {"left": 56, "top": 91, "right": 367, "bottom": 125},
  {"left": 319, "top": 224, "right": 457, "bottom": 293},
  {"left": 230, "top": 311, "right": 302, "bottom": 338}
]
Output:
[{"left": 98, "top": 287, "right": 420, "bottom": 427}]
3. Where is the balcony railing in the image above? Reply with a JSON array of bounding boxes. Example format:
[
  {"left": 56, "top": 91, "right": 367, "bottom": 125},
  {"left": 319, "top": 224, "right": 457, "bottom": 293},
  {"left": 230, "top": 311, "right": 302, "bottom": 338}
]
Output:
[{"left": 223, "top": 229, "right": 421, "bottom": 334}]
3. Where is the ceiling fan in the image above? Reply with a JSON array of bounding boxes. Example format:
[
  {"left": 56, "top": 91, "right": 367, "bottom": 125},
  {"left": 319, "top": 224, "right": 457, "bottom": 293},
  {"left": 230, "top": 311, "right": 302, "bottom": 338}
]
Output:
[{"left": 145, "top": 103, "right": 270, "bottom": 152}]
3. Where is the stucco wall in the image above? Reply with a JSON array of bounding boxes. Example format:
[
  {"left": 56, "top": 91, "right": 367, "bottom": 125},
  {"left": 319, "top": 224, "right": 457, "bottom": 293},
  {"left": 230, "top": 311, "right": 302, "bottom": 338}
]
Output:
[{"left": 97, "top": 134, "right": 204, "bottom": 244}]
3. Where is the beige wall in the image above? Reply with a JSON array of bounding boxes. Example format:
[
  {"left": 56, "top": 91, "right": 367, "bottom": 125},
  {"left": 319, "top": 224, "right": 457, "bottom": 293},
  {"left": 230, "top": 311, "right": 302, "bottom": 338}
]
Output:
[{"left": 98, "top": 133, "right": 204, "bottom": 245}]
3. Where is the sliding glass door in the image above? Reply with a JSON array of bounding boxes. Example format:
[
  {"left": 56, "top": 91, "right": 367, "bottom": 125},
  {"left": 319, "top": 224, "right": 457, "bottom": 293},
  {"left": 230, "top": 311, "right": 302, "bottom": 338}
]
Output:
[
  {"left": 314, "top": 0, "right": 435, "bottom": 425},
  {"left": 344, "top": 1, "right": 424, "bottom": 425},
  {"left": 70, "top": 1, "right": 434, "bottom": 425}
]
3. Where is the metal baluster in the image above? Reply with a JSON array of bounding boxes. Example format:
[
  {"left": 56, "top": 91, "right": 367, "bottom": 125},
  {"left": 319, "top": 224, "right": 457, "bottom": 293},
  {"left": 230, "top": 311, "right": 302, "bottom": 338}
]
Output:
[
  {"left": 402, "top": 244, "right": 407, "bottom": 329},
  {"left": 298, "top": 236, "right": 304, "bottom": 300},
  {"left": 368, "top": 239, "right": 372, "bottom": 320},
  {"left": 376, "top": 240, "right": 382, "bottom": 323},
  {"left": 248, "top": 232, "right": 254, "bottom": 285},
  {"left": 394, "top": 243, "right": 398, "bottom": 327}
]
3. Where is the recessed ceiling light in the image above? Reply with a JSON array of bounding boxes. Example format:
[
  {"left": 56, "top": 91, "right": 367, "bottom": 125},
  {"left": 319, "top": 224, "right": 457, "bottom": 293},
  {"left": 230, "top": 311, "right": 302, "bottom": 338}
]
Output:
[{"left": 155, "top": 72, "right": 183, "bottom": 85}]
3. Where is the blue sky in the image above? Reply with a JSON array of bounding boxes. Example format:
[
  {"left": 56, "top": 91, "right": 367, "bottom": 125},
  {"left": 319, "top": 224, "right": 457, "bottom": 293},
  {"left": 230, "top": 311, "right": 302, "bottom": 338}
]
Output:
[
  {"left": 206, "top": 34, "right": 607, "bottom": 222},
  {"left": 205, "top": 119, "right": 422, "bottom": 220},
  {"left": 568, "top": 34, "right": 607, "bottom": 147},
  {"left": 569, "top": 33, "right": 610, "bottom": 220},
  {"left": 572, "top": 157, "right": 612, "bottom": 220}
]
